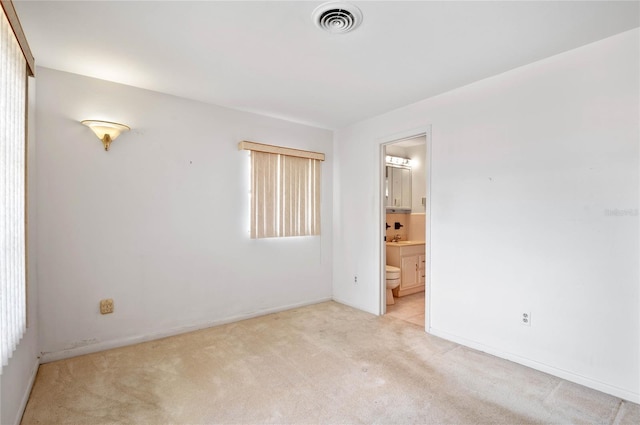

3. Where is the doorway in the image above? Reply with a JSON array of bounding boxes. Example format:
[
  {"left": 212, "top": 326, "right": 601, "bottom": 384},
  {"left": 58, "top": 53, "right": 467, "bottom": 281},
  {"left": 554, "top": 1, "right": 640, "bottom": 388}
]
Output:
[{"left": 380, "top": 129, "right": 431, "bottom": 331}]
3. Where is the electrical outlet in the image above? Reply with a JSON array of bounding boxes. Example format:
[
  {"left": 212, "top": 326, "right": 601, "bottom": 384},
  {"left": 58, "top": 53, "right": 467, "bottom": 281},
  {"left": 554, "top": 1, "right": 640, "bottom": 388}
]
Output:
[
  {"left": 100, "top": 299, "right": 114, "bottom": 314},
  {"left": 521, "top": 311, "right": 531, "bottom": 326},
  {"left": 354, "top": 275, "right": 358, "bottom": 284}
]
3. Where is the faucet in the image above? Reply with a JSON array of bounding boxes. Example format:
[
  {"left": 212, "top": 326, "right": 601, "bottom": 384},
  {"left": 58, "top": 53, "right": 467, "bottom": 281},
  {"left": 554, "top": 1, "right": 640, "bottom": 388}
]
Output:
[{"left": 392, "top": 234, "right": 401, "bottom": 242}]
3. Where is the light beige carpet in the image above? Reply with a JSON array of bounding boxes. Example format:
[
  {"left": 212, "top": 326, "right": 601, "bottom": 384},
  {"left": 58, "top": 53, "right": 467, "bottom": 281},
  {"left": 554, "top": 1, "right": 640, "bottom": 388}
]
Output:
[{"left": 21, "top": 301, "right": 639, "bottom": 424}]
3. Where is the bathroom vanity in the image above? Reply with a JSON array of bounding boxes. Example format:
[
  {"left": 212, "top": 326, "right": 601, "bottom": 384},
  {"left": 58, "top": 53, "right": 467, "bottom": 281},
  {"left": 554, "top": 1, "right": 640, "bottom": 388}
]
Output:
[{"left": 386, "top": 241, "right": 425, "bottom": 297}]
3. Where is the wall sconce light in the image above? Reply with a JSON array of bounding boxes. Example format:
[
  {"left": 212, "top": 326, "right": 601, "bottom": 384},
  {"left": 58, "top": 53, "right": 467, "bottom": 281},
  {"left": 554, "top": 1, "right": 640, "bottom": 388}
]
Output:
[{"left": 81, "top": 120, "right": 130, "bottom": 151}]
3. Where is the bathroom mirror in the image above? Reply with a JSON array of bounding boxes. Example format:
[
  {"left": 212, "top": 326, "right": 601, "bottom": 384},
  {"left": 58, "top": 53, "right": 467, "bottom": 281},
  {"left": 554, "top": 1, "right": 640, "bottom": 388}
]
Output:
[{"left": 385, "top": 165, "right": 411, "bottom": 212}]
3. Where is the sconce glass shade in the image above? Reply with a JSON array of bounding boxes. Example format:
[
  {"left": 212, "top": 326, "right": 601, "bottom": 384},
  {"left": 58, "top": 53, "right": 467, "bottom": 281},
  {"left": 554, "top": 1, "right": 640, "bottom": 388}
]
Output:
[{"left": 81, "top": 120, "right": 130, "bottom": 151}]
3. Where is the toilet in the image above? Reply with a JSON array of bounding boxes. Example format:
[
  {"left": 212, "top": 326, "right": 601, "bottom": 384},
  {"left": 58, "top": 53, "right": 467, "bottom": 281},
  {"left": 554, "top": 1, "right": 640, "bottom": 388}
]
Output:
[{"left": 385, "top": 265, "right": 401, "bottom": 305}]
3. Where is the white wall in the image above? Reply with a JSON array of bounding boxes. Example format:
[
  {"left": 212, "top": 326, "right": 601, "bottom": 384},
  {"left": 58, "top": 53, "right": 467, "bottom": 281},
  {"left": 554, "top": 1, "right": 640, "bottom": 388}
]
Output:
[
  {"left": 333, "top": 29, "right": 639, "bottom": 402},
  {"left": 1, "top": 77, "right": 39, "bottom": 425},
  {"left": 35, "top": 68, "right": 333, "bottom": 361}
]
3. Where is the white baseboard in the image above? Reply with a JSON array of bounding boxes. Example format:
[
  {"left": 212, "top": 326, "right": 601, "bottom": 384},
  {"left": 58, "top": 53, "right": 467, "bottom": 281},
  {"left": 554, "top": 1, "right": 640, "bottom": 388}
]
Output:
[
  {"left": 332, "top": 297, "right": 379, "bottom": 315},
  {"left": 12, "top": 358, "right": 39, "bottom": 425},
  {"left": 428, "top": 327, "right": 640, "bottom": 404},
  {"left": 40, "top": 297, "right": 332, "bottom": 363}
]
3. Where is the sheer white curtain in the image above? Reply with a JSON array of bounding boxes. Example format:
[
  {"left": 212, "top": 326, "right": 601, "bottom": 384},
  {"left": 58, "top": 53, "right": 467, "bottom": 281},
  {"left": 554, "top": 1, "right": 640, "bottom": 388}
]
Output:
[
  {"left": 251, "top": 151, "right": 321, "bottom": 238},
  {"left": 0, "top": 6, "right": 27, "bottom": 373}
]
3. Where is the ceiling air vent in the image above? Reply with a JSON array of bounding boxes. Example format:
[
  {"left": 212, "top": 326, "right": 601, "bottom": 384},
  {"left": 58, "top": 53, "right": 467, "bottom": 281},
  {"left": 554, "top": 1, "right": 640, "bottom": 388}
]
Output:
[{"left": 312, "top": 2, "right": 363, "bottom": 34}]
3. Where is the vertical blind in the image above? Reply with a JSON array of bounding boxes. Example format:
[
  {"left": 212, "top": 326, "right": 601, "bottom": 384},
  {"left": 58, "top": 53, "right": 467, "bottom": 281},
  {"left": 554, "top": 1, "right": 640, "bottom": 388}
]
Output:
[
  {"left": 240, "top": 141, "right": 324, "bottom": 239},
  {"left": 0, "top": 6, "right": 27, "bottom": 373},
  {"left": 251, "top": 152, "right": 321, "bottom": 238}
]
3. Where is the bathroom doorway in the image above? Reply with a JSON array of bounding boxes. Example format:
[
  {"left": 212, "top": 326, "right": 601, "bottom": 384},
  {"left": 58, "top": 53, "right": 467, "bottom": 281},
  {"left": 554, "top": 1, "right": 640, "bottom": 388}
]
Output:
[{"left": 380, "top": 129, "right": 431, "bottom": 330}]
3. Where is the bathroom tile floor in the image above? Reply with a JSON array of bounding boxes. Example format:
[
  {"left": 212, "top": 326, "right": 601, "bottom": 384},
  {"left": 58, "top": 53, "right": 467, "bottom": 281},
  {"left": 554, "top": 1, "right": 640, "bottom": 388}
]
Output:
[{"left": 386, "top": 291, "right": 425, "bottom": 327}]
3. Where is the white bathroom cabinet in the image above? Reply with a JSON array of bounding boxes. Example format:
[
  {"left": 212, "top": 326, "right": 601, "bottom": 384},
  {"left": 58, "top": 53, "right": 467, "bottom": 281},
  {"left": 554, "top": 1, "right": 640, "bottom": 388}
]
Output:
[
  {"left": 386, "top": 242, "right": 425, "bottom": 297},
  {"left": 385, "top": 165, "right": 412, "bottom": 211}
]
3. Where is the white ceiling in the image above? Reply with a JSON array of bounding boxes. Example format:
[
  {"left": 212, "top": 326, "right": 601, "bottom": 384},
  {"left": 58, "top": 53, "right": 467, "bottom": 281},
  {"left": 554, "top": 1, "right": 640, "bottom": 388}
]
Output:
[{"left": 14, "top": 1, "right": 640, "bottom": 129}]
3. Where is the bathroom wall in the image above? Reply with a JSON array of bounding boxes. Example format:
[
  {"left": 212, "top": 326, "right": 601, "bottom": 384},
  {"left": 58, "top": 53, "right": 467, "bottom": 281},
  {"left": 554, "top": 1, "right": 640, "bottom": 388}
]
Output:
[
  {"left": 333, "top": 29, "right": 639, "bottom": 401},
  {"left": 408, "top": 214, "right": 425, "bottom": 241},
  {"left": 35, "top": 68, "right": 333, "bottom": 361},
  {"left": 385, "top": 213, "right": 425, "bottom": 242},
  {"left": 385, "top": 213, "right": 409, "bottom": 241},
  {"left": 406, "top": 142, "right": 427, "bottom": 241},
  {"left": 406, "top": 143, "right": 427, "bottom": 213}
]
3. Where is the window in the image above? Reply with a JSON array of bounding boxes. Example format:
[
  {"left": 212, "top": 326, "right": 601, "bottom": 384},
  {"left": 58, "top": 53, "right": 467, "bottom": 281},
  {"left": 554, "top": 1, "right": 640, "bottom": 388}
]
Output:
[
  {"left": 239, "top": 141, "right": 324, "bottom": 239},
  {"left": 1, "top": 1, "right": 34, "bottom": 374}
]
